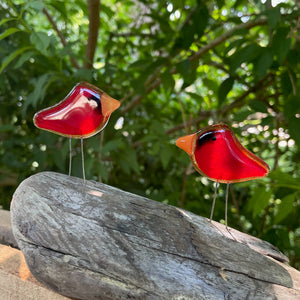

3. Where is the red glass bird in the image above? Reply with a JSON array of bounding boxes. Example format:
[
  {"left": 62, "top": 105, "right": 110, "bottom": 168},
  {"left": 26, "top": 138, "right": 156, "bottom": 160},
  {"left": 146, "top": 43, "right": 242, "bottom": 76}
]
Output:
[
  {"left": 34, "top": 82, "right": 120, "bottom": 180},
  {"left": 176, "top": 123, "right": 269, "bottom": 226}
]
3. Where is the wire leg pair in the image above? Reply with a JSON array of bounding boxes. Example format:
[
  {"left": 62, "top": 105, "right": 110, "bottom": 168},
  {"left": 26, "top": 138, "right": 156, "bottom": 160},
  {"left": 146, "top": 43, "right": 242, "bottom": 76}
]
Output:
[
  {"left": 68, "top": 137, "right": 86, "bottom": 183},
  {"left": 209, "top": 181, "right": 229, "bottom": 228}
]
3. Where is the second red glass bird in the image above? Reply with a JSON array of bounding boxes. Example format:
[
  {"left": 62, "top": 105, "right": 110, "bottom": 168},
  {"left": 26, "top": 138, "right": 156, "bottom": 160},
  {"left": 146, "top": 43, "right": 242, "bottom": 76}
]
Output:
[{"left": 176, "top": 123, "right": 269, "bottom": 227}]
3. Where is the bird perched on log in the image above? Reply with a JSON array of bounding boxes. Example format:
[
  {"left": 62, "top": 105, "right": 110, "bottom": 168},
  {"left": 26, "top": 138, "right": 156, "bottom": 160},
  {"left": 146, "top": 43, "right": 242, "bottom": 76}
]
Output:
[
  {"left": 34, "top": 82, "right": 120, "bottom": 180},
  {"left": 176, "top": 123, "right": 269, "bottom": 227}
]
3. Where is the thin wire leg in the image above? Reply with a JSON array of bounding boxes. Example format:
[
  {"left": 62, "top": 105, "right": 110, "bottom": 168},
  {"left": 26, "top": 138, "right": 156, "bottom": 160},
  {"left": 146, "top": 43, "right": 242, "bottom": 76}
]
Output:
[
  {"left": 225, "top": 182, "right": 230, "bottom": 228},
  {"left": 68, "top": 137, "right": 72, "bottom": 176},
  {"left": 81, "top": 137, "right": 86, "bottom": 183},
  {"left": 210, "top": 180, "right": 219, "bottom": 222}
]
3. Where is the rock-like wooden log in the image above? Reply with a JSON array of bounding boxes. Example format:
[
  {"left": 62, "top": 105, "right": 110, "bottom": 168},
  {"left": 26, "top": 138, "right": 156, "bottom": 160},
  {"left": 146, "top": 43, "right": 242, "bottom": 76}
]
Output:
[{"left": 10, "top": 172, "right": 300, "bottom": 299}]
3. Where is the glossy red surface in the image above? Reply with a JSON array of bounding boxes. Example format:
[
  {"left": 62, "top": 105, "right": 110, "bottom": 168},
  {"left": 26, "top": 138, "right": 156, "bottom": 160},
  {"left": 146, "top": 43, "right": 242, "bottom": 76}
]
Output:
[
  {"left": 33, "top": 82, "right": 120, "bottom": 138},
  {"left": 177, "top": 124, "right": 269, "bottom": 183}
]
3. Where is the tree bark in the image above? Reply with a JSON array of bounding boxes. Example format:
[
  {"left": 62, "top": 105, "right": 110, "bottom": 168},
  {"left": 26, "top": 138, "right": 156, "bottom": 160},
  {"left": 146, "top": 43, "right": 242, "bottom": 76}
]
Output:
[
  {"left": 84, "top": 0, "right": 100, "bottom": 69},
  {"left": 10, "top": 172, "right": 300, "bottom": 300}
]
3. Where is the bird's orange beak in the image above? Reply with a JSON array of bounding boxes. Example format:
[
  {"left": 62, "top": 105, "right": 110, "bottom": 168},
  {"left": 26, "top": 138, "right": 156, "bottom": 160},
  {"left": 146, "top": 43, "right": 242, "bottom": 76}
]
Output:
[
  {"left": 101, "top": 93, "right": 120, "bottom": 117},
  {"left": 176, "top": 133, "right": 196, "bottom": 155}
]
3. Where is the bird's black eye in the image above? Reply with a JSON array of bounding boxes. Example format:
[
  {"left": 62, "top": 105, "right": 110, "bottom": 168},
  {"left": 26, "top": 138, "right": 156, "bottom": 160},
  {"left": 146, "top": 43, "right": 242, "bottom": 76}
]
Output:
[
  {"left": 86, "top": 93, "right": 102, "bottom": 112},
  {"left": 197, "top": 131, "right": 216, "bottom": 147}
]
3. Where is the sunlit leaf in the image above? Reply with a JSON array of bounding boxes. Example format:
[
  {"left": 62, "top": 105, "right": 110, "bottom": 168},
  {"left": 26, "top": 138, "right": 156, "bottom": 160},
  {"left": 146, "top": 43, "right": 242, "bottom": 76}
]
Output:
[
  {"left": 24, "top": 0, "right": 44, "bottom": 12},
  {"left": 0, "top": 27, "right": 21, "bottom": 41},
  {"left": 0, "top": 46, "right": 32, "bottom": 73},
  {"left": 0, "top": 17, "right": 17, "bottom": 26}
]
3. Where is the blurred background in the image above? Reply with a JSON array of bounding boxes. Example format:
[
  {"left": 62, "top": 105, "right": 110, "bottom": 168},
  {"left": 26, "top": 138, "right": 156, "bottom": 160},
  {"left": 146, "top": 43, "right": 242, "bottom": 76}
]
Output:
[{"left": 0, "top": 0, "right": 299, "bottom": 268}]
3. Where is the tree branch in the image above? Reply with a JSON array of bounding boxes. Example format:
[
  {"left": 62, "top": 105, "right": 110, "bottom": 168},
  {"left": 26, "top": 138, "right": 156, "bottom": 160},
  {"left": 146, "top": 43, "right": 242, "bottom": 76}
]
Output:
[
  {"left": 189, "top": 18, "right": 268, "bottom": 62},
  {"left": 42, "top": 8, "right": 80, "bottom": 69},
  {"left": 165, "top": 73, "right": 273, "bottom": 135},
  {"left": 84, "top": 0, "right": 100, "bottom": 69},
  {"left": 121, "top": 18, "right": 269, "bottom": 113}
]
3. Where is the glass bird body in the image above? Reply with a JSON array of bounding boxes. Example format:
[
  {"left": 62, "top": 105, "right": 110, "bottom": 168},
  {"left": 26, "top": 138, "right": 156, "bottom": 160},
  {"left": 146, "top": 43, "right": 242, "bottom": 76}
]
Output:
[
  {"left": 33, "top": 82, "right": 120, "bottom": 181},
  {"left": 33, "top": 82, "right": 120, "bottom": 139},
  {"left": 176, "top": 123, "right": 269, "bottom": 183}
]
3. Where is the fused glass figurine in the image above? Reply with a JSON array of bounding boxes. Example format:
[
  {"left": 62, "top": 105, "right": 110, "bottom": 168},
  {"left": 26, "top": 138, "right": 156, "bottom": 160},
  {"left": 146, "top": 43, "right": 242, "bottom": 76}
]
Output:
[
  {"left": 176, "top": 123, "right": 269, "bottom": 227},
  {"left": 34, "top": 82, "right": 120, "bottom": 181}
]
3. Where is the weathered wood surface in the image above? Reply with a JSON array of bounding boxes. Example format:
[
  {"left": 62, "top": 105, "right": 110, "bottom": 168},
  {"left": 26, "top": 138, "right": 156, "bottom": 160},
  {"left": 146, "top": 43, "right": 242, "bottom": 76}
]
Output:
[
  {"left": 10, "top": 172, "right": 300, "bottom": 300},
  {"left": 0, "top": 209, "right": 17, "bottom": 248}
]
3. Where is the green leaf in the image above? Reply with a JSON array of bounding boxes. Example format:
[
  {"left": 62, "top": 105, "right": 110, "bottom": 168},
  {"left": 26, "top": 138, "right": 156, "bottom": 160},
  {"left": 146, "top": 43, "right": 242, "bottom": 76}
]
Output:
[
  {"left": 30, "top": 32, "right": 51, "bottom": 54},
  {"left": 248, "top": 187, "right": 272, "bottom": 218},
  {"left": 266, "top": 6, "right": 281, "bottom": 28},
  {"left": 0, "top": 47, "right": 32, "bottom": 73},
  {"left": 49, "top": 1, "right": 68, "bottom": 19},
  {"left": 288, "top": 117, "right": 300, "bottom": 149},
  {"left": 180, "top": 24, "right": 195, "bottom": 50},
  {"left": 283, "top": 95, "right": 300, "bottom": 147},
  {"left": 248, "top": 100, "right": 268, "bottom": 113},
  {"left": 218, "top": 77, "right": 234, "bottom": 106},
  {"left": 274, "top": 193, "right": 295, "bottom": 224},
  {"left": 14, "top": 51, "right": 35, "bottom": 69},
  {"left": 102, "top": 139, "right": 123, "bottom": 153},
  {"left": 161, "top": 70, "right": 175, "bottom": 92},
  {"left": 176, "top": 59, "right": 191, "bottom": 80},
  {"left": 101, "top": 4, "right": 114, "bottom": 18},
  {"left": 0, "top": 17, "right": 17, "bottom": 26},
  {"left": 269, "top": 169, "right": 300, "bottom": 190},
  {"left": 234, "top": 0, "right": 247, "bottom": 8},
  {"left": 22, "top": 73, "right": 57, "bottom": 114},
  {"left": 0, "top": 28, "right": 21, "bottom": 41},
  {"left": 193, "top": 3, "right": 209, "bottom": 38},
  {"left": 131, "top": 77, "right": 146, "bottom": 95},
  {"left": 233, "top": 107, "right": 252, "bottom": 122},
  {"left": 0, "top": 124, "right": 15, "bottom": 133},
  {"left": 24, "top": 0, "right": 44, "bottom": 12},
  {"left": 203, "top": 78, "right": 218, "bottom": 93},
  {"left": 284, "top": 95, "right": 300, "bottom": 119},
  {"left": 51, "top": 149, "right": 66, "bottom": 172},
  {"left": 280, "top": 71, "right": 293, "bottom": 98},
  {"left": 254, "top": 48, "right": 273, "bottom": 80},
  {"left": 150, "top": 120, "right": 166, "bottom": 137},
  {"left": 230, "top": 44, "right": 261, "bottom": 73},
  {"left": 160, "top": 146, "right": 171, "bottom": 170},
  {"left": 119, "top": 147, "right": 140, "bottom": 175},
  {"left": 272, "top": 27, "right": 291, "bottom": 64},
  {"left": 73, "top": 68, "right": 94, "bottom": 82},
  {"left": 186, "top": 92, "right": 204, "bottom": 103}
]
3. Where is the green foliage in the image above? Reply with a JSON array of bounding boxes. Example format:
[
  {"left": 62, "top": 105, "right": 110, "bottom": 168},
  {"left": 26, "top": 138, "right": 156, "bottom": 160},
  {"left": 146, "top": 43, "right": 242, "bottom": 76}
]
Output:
[{"left": 1, "top": 0, "right": 300, "bottom": 269}]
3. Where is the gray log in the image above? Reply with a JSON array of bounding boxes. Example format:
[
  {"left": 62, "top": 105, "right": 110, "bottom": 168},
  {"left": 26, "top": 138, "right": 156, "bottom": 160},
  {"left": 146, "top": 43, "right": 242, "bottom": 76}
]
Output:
[
  {"left": 10, "top": 172, "right": 300, "bottom": 299},
  {"left": 0, "top": 209, "right": 17, "bottom": 248}
]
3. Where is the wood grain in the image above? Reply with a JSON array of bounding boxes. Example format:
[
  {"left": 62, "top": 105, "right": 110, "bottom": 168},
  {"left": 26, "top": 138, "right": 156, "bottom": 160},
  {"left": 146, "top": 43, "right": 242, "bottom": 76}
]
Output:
[{"left": 10, "top": 172, "right": 300, "bottom": 299}]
